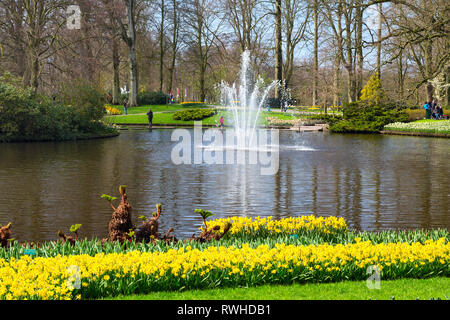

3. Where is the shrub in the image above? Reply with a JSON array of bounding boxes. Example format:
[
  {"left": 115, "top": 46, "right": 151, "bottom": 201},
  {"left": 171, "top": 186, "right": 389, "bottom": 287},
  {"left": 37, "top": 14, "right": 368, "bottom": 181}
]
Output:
[
  {"left": 309, "top": 114, "right": 343, "bottom": 125},
  {"left": 0, "top": 74, "right": 116, "bottom": 142},
  {"left": 137, "top": 91, "right": 166, "bottom": 105},
  {"left": 266, "top": 97, "right": 296, "bottom": 108},
  {"left": 330, "top": 101, "right": 408, "bottom": 133},
  {"left": 360, "top": 73, "right": 386, "bottom": 104},
  {"left": 60, "top": 80, "right": 106, "bottom": 124},
  {"left": 173, "top": 108, "right": 217, "bottom": 121}
]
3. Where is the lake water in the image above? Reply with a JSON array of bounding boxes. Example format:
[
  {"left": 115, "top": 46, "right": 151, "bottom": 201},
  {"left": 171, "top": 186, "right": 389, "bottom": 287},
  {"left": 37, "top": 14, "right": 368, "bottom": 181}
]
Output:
[{"left": 1, "top": 130, "right": 449, "bottom": 242}]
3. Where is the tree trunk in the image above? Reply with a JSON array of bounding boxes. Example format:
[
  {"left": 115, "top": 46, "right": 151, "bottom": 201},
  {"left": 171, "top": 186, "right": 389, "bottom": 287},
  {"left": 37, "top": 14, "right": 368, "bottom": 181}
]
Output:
[
  {"left": 168, "top": 0, "right": 178, "bottom": 93},
  {"left": 112, "top": 38, "right": 121, "bottom": 105},
  {"left": 122, "top": 0, "right": 138, "bottom": 107},
  {"left": 425, "top": 39, "right": 434, "bottom": 101},
  {"left": 333, "top": 44, "right": 341, "bottom": 107},
  {"left": 312, "top": 0, "right": 319, "bottom": 105},
  {"left": 274, "top": 0, "right": 283, "bottom": 99},
  {"left": 355, "top": 0, "right": 363, "bottom": 99},
  {"left": 397, "top": 49, "right": 404, "bottom": 101},
  {"left": 159, "top": 0, "right": 165, "bottom": 92},
  {"left": 376, "top": 3, "right": 382, "bottom": 78}
]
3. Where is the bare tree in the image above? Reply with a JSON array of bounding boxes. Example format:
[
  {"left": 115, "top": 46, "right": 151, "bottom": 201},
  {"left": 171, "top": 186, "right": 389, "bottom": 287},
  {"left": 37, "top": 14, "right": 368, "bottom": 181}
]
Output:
[
  {"left": 282, "top": 0, "right": 310, "bottom": 88},
  {"left": 118, "top": 0, "right": 139, "bottom": 107},
  {"left": 274, "top": 0, "right": 283, "bottom": 98}
]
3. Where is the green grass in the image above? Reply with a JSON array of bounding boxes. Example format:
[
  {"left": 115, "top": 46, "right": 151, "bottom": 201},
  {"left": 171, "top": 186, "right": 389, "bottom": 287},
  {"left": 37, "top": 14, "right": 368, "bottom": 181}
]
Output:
[
  {"left": 104, "top": 109, "right": 300, "bottom": 126},
  {"left": 106, "top": 277, "right": 450, "bottom": 300},
  {"left": 112, "top": 104, "right": 204, "bottom": 115}
]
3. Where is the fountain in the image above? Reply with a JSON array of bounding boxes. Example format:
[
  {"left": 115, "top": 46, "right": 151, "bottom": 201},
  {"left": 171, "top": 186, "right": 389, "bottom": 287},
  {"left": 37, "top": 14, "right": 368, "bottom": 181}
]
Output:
[{"left": 220, "top": 50, "right": 279, "bottom": 151}]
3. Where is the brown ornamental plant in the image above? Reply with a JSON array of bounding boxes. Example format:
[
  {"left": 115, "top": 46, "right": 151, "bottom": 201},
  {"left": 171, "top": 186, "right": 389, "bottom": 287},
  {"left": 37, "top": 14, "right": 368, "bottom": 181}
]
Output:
[{"left": 104, "top": 185, "right": 134, "bottom": 243}]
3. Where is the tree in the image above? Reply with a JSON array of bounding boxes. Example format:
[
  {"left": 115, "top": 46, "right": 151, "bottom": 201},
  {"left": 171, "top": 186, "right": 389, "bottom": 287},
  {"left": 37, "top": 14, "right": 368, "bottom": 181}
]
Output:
[
  {"left": 118, "top": 0, "right": 139, "bottom": 107},
  {"left": 22, "top": 0, "right": 70, "bottom": 92},
  {"left": 182, "top": 0, "right": 223, "bottom": 102},
  {"left": 312, "top": 0, "right": 319, "bottom": 105},
  {"left": 274, "top": 0, "right": 283, "bottom": 98},
  {"left": 158, "top": 0, "right": 166, "bottom": 92},
  {"left": 282, "top": 0, "right": 310, "bottom": 88},
  {"left": 167, "top": 0, "right": 181, "bottom": 93}
]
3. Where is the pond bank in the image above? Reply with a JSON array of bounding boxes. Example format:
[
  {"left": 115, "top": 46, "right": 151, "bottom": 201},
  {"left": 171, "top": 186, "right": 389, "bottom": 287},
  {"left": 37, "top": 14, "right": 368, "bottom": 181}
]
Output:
[
  {"left": 0, "top": 130, "right": 120, "bottom": 143},
  {"left": 381, "top": 130, "right": 450, "bottom": 138}
]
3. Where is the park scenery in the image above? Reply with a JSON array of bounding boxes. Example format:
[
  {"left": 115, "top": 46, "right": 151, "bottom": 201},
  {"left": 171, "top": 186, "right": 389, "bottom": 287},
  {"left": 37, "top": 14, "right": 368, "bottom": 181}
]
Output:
[{"left": 0, "top": 0, "right": 449, "bottom": 302}]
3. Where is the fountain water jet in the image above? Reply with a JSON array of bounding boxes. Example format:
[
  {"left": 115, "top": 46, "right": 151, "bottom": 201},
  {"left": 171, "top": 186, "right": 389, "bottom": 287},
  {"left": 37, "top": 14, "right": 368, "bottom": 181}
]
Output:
[{"left": 220, "top": 50, "right": 279, "bottom": 151}]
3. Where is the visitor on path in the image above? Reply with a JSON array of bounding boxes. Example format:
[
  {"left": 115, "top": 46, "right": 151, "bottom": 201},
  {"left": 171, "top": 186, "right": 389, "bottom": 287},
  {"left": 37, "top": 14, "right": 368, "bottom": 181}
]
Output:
[
  {"left": 424, "top": 101, "right": 431, "bottom": 119},
  {"left": 123, "top": 99, "right": 128, "bottom": 115},
  {"left": 438, "top": 106, "right": 444, "bottom": 119},
  {"left": 219, "top": 116, "right": 224, "bottom": 128},
  {"left": 432, "top": 106, "right": 440, "bottom": 120},
  {"left": 432, "top": 99, "right": 438, "bottom": 111},
  {"left": 147, "top": 109, "right": 153, "bottom": 130}
]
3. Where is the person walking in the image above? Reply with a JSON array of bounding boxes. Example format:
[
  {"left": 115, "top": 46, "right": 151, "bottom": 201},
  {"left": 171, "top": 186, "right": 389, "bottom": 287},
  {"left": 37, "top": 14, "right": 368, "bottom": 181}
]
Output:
[
  {"left": 147, "top": 109, "right": 153, "bottom": 130},
  {"left": 123, "top": 99, "right": 128, "bottom": 115},
  {"left": 424, "top": 101, "right": 431, "bottom": 119},
  {"left": 219, "top": 116, "right": 224, "bottom": 128}
]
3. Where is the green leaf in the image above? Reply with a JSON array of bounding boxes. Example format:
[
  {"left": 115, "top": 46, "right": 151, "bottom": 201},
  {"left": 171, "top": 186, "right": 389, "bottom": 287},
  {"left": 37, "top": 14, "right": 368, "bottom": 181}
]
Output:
[
  {"left": 70, "top": 224, "right": 82, "bottom": 233},
  {"left": 101, "top": 194, "right": 117, "bottom": 202},
  {"left": 195, "top": 209, "right": 215, "bottom": 220}
]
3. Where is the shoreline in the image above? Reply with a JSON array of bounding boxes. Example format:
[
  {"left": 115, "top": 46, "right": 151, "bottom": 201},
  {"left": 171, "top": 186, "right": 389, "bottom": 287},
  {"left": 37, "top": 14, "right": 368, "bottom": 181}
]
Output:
[
  {"left": 381, "top": 130, "right": 450, "bottom": 138},
  {"left": 0, "top": 131, "right": 120, "bottom": 143}
]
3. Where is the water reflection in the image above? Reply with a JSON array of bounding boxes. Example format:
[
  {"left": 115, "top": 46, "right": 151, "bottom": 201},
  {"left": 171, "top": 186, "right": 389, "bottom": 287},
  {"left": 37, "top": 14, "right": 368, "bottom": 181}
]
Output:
[{"left": 0, "top": 130, "right": 449, "bottom": 242}]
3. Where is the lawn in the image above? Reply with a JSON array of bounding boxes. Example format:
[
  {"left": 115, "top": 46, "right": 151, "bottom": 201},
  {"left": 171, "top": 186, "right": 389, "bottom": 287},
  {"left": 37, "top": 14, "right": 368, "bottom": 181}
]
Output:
[
  {"left": 110, "top": 104, "right": 209, "bottom": 115},
  {"left": 104, "top": 108, "right": 300, "bottom": 127},
  {"left": 107, "top": 277, "right": 450, "bottom": 301}
]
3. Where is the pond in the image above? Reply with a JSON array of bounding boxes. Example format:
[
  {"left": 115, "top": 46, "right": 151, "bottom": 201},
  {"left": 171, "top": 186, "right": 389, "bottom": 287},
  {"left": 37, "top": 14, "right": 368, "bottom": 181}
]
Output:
[{"left": 1, "top": 130, "right": 449, "bottom": 242}]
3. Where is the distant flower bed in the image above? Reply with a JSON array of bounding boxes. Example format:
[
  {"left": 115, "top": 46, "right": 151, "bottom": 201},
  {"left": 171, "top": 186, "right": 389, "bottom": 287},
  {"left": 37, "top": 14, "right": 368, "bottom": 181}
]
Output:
[
  {"left": 384, "top": 120, "right": 450, "bottom": 135},
  {"left": 203, "top": 215, "right": 348, "bottom": 236},
  {"left": 105, "top": 105, "right": 122, "bottom": 115},
  {"left": 267, "top": 117, "right": 303, "bottom": 126}
]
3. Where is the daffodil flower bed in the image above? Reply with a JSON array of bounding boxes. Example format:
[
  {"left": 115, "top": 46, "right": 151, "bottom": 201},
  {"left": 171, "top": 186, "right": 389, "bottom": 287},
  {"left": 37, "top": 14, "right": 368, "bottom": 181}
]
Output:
[
  {"left": 1, "top": 238, "right": 448, "bottom": 300},
  {"left": 202, "top": 215, "right": 348, "bottom": 237}
]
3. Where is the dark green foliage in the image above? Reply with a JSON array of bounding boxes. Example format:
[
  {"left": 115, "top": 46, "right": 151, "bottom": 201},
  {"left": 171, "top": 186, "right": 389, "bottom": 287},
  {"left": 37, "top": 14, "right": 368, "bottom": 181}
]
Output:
[
  {"left": 309, "top": 114, "right": 343, "bottom": 125},
  {"left": 60, "top": 79, "right": 106, "bottom": 123},
  {"left": 330, "top": 101, "right": 409, "bottom": 133},
  {"left": 137, "top": 91, "right": 166, "bottom": 105},
  {"left": 266, "top": 98, "right": 296, "bottom": 108},
  {"left": 0, "top": 74, "right": 117, "bottom": 142},
  {"left": 181, "top": 103, "right": 208, "bottom": 108},
  {"left": 173, "top": 108, "right": 217, "bottom": 121}
]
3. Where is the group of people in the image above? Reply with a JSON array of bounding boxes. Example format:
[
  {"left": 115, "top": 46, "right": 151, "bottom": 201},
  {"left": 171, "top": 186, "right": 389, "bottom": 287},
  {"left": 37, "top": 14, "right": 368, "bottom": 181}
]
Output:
[{"left": 424, "top": 100, "right": 445, "bottom": 120}]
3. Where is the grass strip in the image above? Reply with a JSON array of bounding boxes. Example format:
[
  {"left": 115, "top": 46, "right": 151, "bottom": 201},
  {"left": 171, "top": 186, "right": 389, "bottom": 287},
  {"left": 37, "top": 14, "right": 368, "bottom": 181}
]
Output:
[{"left": 107, "top": 277, "right": 450, "bottom": 300}]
